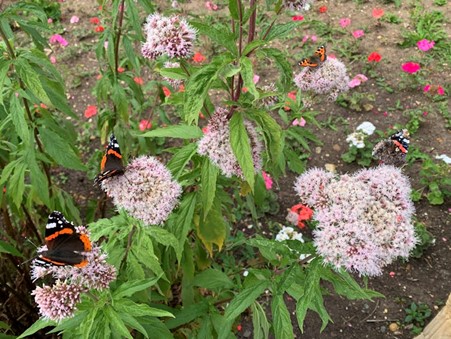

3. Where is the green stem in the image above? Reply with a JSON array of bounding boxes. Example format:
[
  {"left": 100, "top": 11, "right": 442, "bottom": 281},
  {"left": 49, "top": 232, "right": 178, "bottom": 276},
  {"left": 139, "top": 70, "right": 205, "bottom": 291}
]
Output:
[{"left": 114, "top": 0, "right": 126, "bottom": 74}]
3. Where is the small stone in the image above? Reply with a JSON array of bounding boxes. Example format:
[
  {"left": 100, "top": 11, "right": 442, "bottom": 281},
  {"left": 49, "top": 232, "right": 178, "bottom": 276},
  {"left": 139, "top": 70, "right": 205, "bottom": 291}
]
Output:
[
  {"left": 383, "top": 308, "right": 388, "bottom": 314},
  {"left": 333, "top": 144, "right": 341, "bottom": 151},
  {"left": 325, "top": 164, "right": 336, "bottom": 173},
  {"left": 315, "top": 147, "right": 322, "bottom": 154},
  {"left": 389, "top": 323, "right": 399, "bottom": 332}
]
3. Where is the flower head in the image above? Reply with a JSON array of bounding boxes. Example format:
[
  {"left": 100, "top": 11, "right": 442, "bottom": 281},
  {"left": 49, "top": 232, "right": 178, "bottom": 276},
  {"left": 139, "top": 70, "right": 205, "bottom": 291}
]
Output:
[
  {"left": 192, "top": 52, "right": 206, "bottom": 63},
  {"left": 372, "top": 8, "right": 384, "bottom": 19},
  {"left": 142, "top": 13, "right": 196, "bottom": 59},
  {"left": 339, "top": 18, "right": 351, "bottom": 28},
  {"left": 49, "top": 34, "right": 68, "bottom": 47},
  {"left": 402, "top": 62, "right": 420, "bottom": 74},
  {"left": 356, "top": 121, "right": 376, "bottom": 135},
  {"left": 295, "top": 166, "right": 417, "bottom": 276},
  {"left": 292, "top": 15, "right": 304, "bottom": 21},
  {"left": 70, "top": 16, "right": 79, "bottom": 24},
  {"left": 262, "top": 171, "right": 273, "bottom": 190},
  {"left": 368, "top": 52, "right": 382, "bottom": 62},
  {"left": 352, "top": 30, "right": 364, "bottom": 38},
  {"left": 139, "top": 119, "right": 152, "bottom": 131},
  {"left": 417, "top": 39, "right": 435, "bottom": 51},
  {"left": 283, "top": 0, "right": 312, "bottom": 11},
  {"left": 100, "top": 156, "right": 182, "bottom": 225},
  {"left": 286, "top": 204, "right": 313, "bottom": 228},
  {"left": 197, "top": 108, "right": 263, "bottom": 178},
  {"left": 84, "top": 105, "right": 97, "bottom": 118},
  {"left": 346, "top": 131, "right": 366, "bottom": 148},
  {"left": 294, "top": 57, "right": 350, "bottom": 101},
  {"left": 319, "top": 6, "right": 327, "bottom": 13}
]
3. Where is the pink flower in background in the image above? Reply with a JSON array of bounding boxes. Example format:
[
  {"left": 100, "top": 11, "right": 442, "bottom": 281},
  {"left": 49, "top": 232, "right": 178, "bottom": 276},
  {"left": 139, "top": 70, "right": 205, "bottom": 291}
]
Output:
[
  {"left": 352, "top": 30, "right": 364, "bottom": 38},
  {"left": 205, "top": 1, "right": 218, "bottom": 10},
  {"left": 292, "top": 117, "right": 306, "bottom": 126},
  {"left": 437, "top": 86, "right": 445, "bottom": 95},
  {"left": 84, "top": 105, "right": 97, "bottom": 118},
  {"left": 348, "top": 74, "right": 368, "bottom": 88},
  {"left": 339, "top": 18, "right": 351, "bottom": 28},
  {"left": 423, "top": 84, "right": 431, "bottom": 92},
  {"left": 310, "top": 35, "right": 318, "bottom": 42},
  {"left": 253, "top": 74, "right": 260, "bottom": 84},
  {"left": 417, "top": 39, "right": 435, "bottom": 51},
  {"left": 287, "top": 91, "right": 296, "bottom": 101},
  {"left": 302, "top": 35, "right": 309, "bottom": 43},
  {"left": 90, "top": 17, "right": 100, "bottom": 25},
  {"left": 401, "top": 62, "right": 420, "bottom": 74},
  {"left": 262, "top": 171, "right": 273, "bottom": 190},
  {"left": 70, "top": 16, "right": 79, "bottom": 24},
  {"left": 372, "top": 8, "right": 384, "bottom": 19},
  {"left": 49, "top": 56, "right": 57, "bottom": 64},
  {"left": 139, "top": 119, "right": 152, "bottom": 131},
  {"left": 134, "top": 77, "right": 144, "bottom": 85},
  {"left": 47, "top": 18, "right": 53, "bottom": 24},
  {"left": 292, "top": 15, "right": 304, "bottom": 21},
  {"left": 162, "top": 86, "right": 171, "bottom": 97},
  {"left": 49, "top": 34, "right": 68, "bottom": 46}
]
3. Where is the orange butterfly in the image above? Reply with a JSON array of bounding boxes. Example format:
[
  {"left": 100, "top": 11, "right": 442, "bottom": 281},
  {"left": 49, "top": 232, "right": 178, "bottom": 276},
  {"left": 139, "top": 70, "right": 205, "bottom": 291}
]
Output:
[{"left": 299, "top": 46, "right": 327, "bottom": 68}]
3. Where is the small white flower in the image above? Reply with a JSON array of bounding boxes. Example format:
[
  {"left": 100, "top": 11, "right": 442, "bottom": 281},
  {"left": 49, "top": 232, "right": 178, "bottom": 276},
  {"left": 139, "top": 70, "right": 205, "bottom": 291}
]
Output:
[
  {"left": 243, "top": 270, "right": 249, "bottom": 277},
  {"left": 435, "top": 154, "right": 451, "bottom": 164},
  {"left": 356, "top": 121, "right": 376, "bottom": 136},
  {"left": 346, "top": 132, "right": 366, "bottom": 148}
]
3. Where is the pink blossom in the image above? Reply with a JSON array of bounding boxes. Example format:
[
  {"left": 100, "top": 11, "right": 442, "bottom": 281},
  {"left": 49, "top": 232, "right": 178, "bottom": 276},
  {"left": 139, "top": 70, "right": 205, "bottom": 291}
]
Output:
[
  {"left": 253, "top": 74, "right": 260, "bottom": 84},
  {"left": 49, "top": 34, "right": 68, "bottom": 47},
  {"left": 437, "top": 86, "right": 445, "bottom": 95},
  {"left": 352, "top": 30, "right": 364, "bottom": 39},
  {"left": 339, "top": 18, "right": 351, "bottom": 28},
  {"left": 292, "top": 15, "right": 304, "bottom": 21},
  {"left": 417, "top": 39, "right": 435, "bottom": 52},
  {"left": 84, "top": 105, "right": 97, "bottom": 118},
  {"left": 401, "top": 62, "right": 420, "bottom": 74},
  {"left": 47, "top": 18, "right": 53, "bottom": 24},
  {"left": 292, "top": 117, "right": 306, "bottom": 126},
  {"left": 423, "top": 111, "right": 428, "bottom": 117},
  {"left": 139, "top": 119, "right": 152, "bottom": 131},
  {"left": 311, "top": 35, "right": 317, "bottom": 42},
  {"left": 70, "top": 16, "right": 79, "bottom": 24},
  {"left": 49, "top": 56, "right": 57, "bottom": 64},
  {"left": 205, "top": 1, "right": 218, "bottom": 10},
  {"left": 348, "top": 78, "right": 361, "bottom": 88},
  {"left": 302, "top": 35, "right": 309, "bottom": 43},
  {"left": 423, "top": 84, "right": 431, "bottom": 92},
  {"left": 262, "top": 171, "right": 273, "bottom": 190}
]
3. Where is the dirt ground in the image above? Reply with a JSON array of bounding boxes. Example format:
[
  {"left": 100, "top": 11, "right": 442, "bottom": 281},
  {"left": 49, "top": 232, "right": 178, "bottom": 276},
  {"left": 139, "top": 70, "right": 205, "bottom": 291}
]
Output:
[{"left": 9, "top": 0, "right": 451, "bottom": 337}]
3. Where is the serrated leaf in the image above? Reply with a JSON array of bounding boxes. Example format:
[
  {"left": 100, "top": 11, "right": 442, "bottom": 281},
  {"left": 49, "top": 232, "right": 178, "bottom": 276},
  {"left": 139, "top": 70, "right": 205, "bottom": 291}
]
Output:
[
  {"left": 172, "top": 193, "right": 197, "bottom": 247},
  {"left": 228, "top": 0, "right": 239, "bottom": 20},
  {"left": 122, "top": 36, "right": 140, "bottom": 73},
  {"left": 192, "top": 269, "right": 234, "bottom": 290},
  {"left": 9, "top": 161, "right": 26, "bottom": 208},
  {"left": 190, "top": 22, "right": 237, "bottom": 55},
  {"left": 240, "top": 56, "right": 259, "bottom": 99},
  {"left": 115, "top": 300, "right": 174, "bottom": 318},
  {"left": 250, "top": 109, "right": 282, "bottom": 164},
  {"left": 112, "top": 85, "right": 129, "bottom": 123},
  {"left": 165, "top": 302, "right": 209, "bottom": 329},
  {"left": 229, "top": 113, "right": 255, "bottom": 189},
  {"left": 272, "top": 295, "right": 294, "bottom": 339},
  {"left": 113, "top": 277, "right": 160, "bottom": 299},
  {"left": 196, "top": 197, "right": 227, "bottom": 256},
  {"left": 167, "top": 142, "right": 198, "bottom": 179},
  {"left": 251, "top": 302, "right": 270, "bottom": 339},
  {"left": 201, "top": 158, "right": 218, "bottom": 220},
  {"left": 105, "top": 306, "right": 133, "bottom": 339},
  {"left": 139, "top": 125, "right": 203, "bottom": 139},
  {"left": 140, "top": 318, "right": 172, "bottom": 339},
  {"left": 0, "top": 240, "right": 23, "bottom": 257},
  {"left": 9, "top": 94, "right": 30, "bottom": 143},
  {"left": 119, "top": 313, "right": 148, "bottom": 338},
  {"left": 146, "top": 227, "right": 181, "bottom": 262},
  {"left": 224, "top": 280, "right": 267, "bottom": 321},
  {"left": 243, "top": 39, "right": 266, "bottom": 56},
  {"left": 0, "top": 60, "right": 11, "bottom": 104},
  {"left": 15, "top": 58, "right": 50, "bottom": 105},
  {"left": 264, "top": 22, "right": 300, "bottom": 42},
  {"left": 17, "top": 318, "right": 55, "bottom": 339},
  {"left": 38, "top": 128, "right": 86, "bottom": 171}
]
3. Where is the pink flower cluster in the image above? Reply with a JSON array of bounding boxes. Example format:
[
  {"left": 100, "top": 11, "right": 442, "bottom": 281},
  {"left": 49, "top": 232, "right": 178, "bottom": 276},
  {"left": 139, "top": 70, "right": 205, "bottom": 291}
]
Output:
[
  {"left": 417, "top": 39, "right": 435, "bottom": 51},
  {"left": 31, "top": 226, "right": 116, "bottom": 321},
  {"left": 348, "top": 74, "right": 368, "bottom": 88},
  {"left": 142, "top": 13, "right": 196, "bottom": 59},
  {"left": 294, "top": 166, "right": 417, "bottom": 276},
  {"left": 101, "top": 156, "right": 182, "bottom": 225},
  {"left": 294, "top": 58, "right": 350, "bottom": 101},
  {"left": 402, "top": 62, "right": 420, "bottom": 74},
  {"left": 197, "top": 108, "right": 263, "bottom": 178},
  {"left": 49, "top": 34, "right": 68, "bottom": 47}
]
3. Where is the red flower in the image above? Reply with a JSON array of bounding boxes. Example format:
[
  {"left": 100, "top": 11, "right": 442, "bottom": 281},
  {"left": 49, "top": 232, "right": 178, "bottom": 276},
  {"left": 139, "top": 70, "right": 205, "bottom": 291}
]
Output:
[
  {"left": 192, "top": 52, "right": 206, "bottom": 63},
  {"left": 237, "top": 325, "right": 242, "bottom": 332},
  {"left": 139, "top": 119, "right": 152, "bottom": 131},
  {"left": 319, "top": 6, "right": 327, "bottom": 13},
  {"left": 117, "top": 67, "right": 125, "bottom": 73},
  {"left": 84, "top": 105, "right": 97, "bottom": 118},
  {"left": 290, "top": 204, "right": 313, "bottom": 229},
  {"left": 284, "top": 91, "right": 297, "bottom": 111},
  {"left": 292, "top": 15, "right": 304, "bottom": 21},
  {"left": 162, "top": 86, "right": 171, "bottom": 97},
  {"left": 372, "top": 8, "right": 384, "bottom": 19},
  {"left": 134, "top": 77, "right": 144, "bottom": 85},
  {"left": 95, "top": 26, "right": 104, "bottom": 32},
  {"left": 241, "top": 87, "right": 248, "bottom": 93},
  {"left": 401, "top": 62, "right": 420, "bottom": 74},
  {"left": 367, "top": 52, "right": 382, "bottom": 62},
  {"left": 437, "top": 86, "right": 445, "bottom": 96},
  {"left": 90, "top": 17, "right": 100, "bottom": 25}
]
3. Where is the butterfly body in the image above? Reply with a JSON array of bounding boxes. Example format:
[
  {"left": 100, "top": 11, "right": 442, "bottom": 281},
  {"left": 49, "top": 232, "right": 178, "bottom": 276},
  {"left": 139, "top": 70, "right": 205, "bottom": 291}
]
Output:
[
  {"left": 34, "top": 211, "right": 92, "bottom": 268},
  {"left": 299, "top": 46, "right": 327, "bottom": 68},
  {"left": 372, "top": 129, "right": 410, "bottom": 166},
  {"left": 94, "top": 134, "right": 125, "bottom": 185}
]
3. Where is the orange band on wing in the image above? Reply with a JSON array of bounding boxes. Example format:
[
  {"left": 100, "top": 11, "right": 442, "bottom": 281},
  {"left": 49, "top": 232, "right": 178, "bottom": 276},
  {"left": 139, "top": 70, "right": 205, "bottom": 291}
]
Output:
[
  {"left": 39, "top": 255, "right": 68, "bottom": 266},
  {"left": 107, "top": 149, "right": 122, "bottom": 159},
  {"left": 393, "top": 140, "right": 407, "bottom": 153},
  {"left": 79, "top": 233, "right": 92, "bottom": 252},
  {"left": 45, "top": 228, "right": 74, "bottom": 241},
  {"left": 74, "top": 259, "right": 89, "bottom": 268},
  {"left": 100, "top": 155, "right": 107, "bottom": 171}
]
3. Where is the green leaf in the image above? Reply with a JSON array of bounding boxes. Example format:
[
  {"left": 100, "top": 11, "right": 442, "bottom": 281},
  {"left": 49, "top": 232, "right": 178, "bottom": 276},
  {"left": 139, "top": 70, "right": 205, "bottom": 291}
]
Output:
[
  {"left": 243, "top": 39, "right": 267, "bottom": 56},
  {"left": 113, "top": 277, "right": 160, "bottom": 299},
  {"left": 140, "top": 318, "right": 173, "bottom": 339},
  {"left": 123, "top": 35, "right": 140, "bottom": 72},
  {"left": 224, "top": 280, "right": 267, "bottom": 321},
  {"left": 40, "top": 77, "right": 77, "bottom": 118},
  {"left": 15, "top": 58, "right": 50, "bottom": 105},
  {"left": 119, "top": 313, "right": 148, "bottom": 338},
  {"left": 228, "top": 0, "right": 239, "bottom": 20},
  {"left": 190, "top": 22, "right": 237, "bottom": 55},
  {"left": 272, "top": 295, "right": 294, "bottom": 339},
  {"left": 172, "top": 193, "right": 197, "bottom": 247},
  {"left": 192, "top": 269, "right": 234, "bottom": 290},
  {"left": 146, "top": 227, "right": 181, "bottom": 262},
  {"left": 0, "top": 60, "right": 11, "bottom": 104},
  {"left": 167, "top": 142, "right": 198, "bottom": 179},
  {"left": 240, "top": 56, "right": 259, "bottom": 99},
  {"left": 201, "top": 158, "right": 218, "bottom": 220},
  {"left": 251, "top": 302, "right": 270, "bottom": 339},
  {"left": 115, "top": 300, "right": 174, "bottom": 318},
  {"left": 25, "top": 146, "right": 50, "bottom": 206},
  {"left": 9, "top": 94, "right": 30, "bottom": 143},
  {"left": 9, "top": 161, "right": 26, "bottom": 208},
  {"left": 38, "top": 128, "right": 86, "bottom": 171},
  {"left": 105, "top": 306, "right": 133, "bottom": 339},
  {"left": 112, "top": 85, "right": 129, "bottom": 123},
  {"left": 140, "top": 125, "right": 203, "bottom": 139},
  {"left": 165, "top": 302, "right": 209, "bottom": 329},
  {"left": 264, "top": 22, "right": 299, "bottom": 42},
  {"left": 250, "top": 109, "right": 283, "bottom": 164},
  {"left": 197, "top": 196, "right": 227, "bottom": 256},
  {"left": 229, "top": 113, "right": 255, "bottom": 189},
  {"left": 0, "top": 240, "right": 23, "bottom": 257},
  {"left": 17, "top": 318, "right": 55, "bottom": 339}
]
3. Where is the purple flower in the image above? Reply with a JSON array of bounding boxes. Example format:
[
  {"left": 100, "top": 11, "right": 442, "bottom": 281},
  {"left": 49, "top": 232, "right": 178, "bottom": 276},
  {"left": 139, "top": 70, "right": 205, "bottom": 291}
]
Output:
[
  {"left": 417, "top": 39, "right": 435, "bottom": 51},
  {"left": 101, "top": 156, "right": 182, "bottom": 225},
  {"left": 294, "top": 57, "right": 350, "bottom": 101},
  {"left": 49, "top": 34, "right": 68, "bottom": 47},
  {"left": 32, "top": 280, "right": 84, "bottom": 321},
  {"left": 197, "top": 108, "right": 263, "bottom": 178},
  {"left": 294, "top": 166, "right": 417, "bottom": 276},
  {"left": 142, "top": 13, "right": 196, "bottom": 59}
]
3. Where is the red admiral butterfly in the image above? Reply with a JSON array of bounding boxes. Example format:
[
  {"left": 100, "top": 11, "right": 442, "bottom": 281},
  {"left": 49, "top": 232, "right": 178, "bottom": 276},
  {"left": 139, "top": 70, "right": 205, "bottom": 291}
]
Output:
[
  {"left": 94, "top": 133, "right": 125, "bottom": 185},
  {"left": 34, "top": 211, "right": 92, "bottom": 268},
  {"left": 372, "top": 129, "right": 410, "bottom": 166},
  {"left": 299, "top": 46, "right": 327, "bottom": 68}
]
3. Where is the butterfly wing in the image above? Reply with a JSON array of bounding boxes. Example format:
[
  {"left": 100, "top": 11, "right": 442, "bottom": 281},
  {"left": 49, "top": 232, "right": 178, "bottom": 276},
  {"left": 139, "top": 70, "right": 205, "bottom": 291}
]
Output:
[
  {"left": 390, "top": 129, "right": 410, "bottom": 154},
  {"left": 299, "top": 56, "right": 320, "bottom": 68},
  {"left": 94, "top": 134, "right": 125, "bottom": 184},
  {"left": 314, "top": 45, "right": 327, "bottom": 62},
  {"left": 36, "top": 211, "right": 91, "bottom": 267}
]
